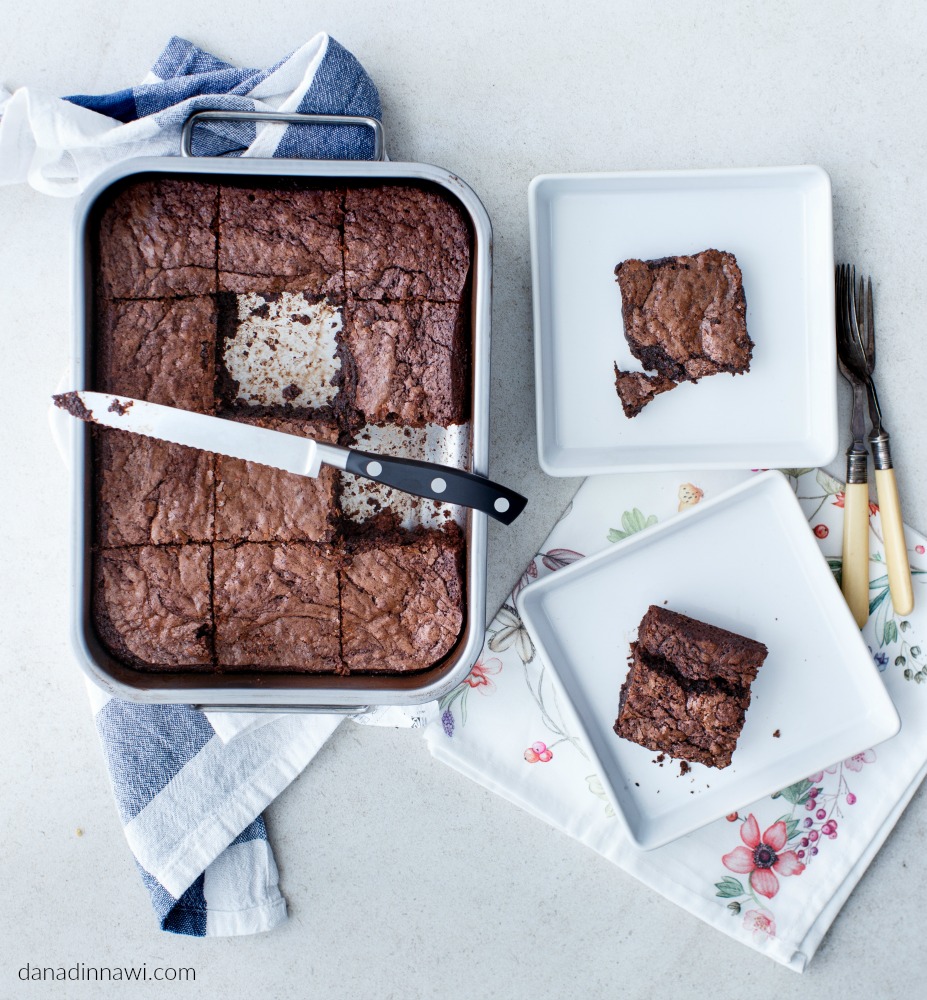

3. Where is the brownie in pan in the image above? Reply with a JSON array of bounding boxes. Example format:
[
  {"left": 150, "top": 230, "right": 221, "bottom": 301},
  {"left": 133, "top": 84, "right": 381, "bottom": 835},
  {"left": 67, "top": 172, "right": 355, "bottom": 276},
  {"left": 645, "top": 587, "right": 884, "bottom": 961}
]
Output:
[{"left": 90, "top": 177, "right": 472, "bottom": 674}]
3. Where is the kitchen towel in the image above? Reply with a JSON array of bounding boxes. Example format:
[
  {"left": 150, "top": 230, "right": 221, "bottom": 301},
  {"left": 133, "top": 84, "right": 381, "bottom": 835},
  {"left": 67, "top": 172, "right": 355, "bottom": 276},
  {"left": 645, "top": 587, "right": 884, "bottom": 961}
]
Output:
[
  {"left": 0, "top": 33, "right": 380, "bottom": 196},
  {"left": 31, "top": 33, "right": 380, "bottom": 936},
  {"left": 423, "top": 468, "right": 927, "bottom": 971}
]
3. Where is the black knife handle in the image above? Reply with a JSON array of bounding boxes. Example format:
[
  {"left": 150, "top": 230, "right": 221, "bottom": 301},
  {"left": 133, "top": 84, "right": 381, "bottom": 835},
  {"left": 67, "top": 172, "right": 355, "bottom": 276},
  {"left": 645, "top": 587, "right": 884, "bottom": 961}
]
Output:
[{"left": 344, "top": 450, "right": 528, "bottom": 525}]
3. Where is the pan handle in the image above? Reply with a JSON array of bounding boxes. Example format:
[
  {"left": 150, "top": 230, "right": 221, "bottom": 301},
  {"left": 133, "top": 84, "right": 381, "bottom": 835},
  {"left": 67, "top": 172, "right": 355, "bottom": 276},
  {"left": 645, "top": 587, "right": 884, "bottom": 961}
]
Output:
[{"left": 180, "top": 110, "right": 385, "bottom": 160}]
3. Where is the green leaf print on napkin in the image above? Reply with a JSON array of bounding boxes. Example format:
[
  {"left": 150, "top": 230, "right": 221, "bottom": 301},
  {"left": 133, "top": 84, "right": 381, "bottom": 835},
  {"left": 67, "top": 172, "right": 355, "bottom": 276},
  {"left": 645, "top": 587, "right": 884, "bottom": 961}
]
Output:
[{"left": 607, "top": 508, "right": 658, "bottom": 542}]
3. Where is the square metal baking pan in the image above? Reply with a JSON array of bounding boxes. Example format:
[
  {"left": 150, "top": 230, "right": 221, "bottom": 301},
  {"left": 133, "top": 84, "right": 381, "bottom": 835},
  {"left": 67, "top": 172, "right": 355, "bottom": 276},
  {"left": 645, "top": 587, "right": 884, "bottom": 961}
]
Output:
[{"left": 67, "top": 115, "right": 491, "bottom": 710}]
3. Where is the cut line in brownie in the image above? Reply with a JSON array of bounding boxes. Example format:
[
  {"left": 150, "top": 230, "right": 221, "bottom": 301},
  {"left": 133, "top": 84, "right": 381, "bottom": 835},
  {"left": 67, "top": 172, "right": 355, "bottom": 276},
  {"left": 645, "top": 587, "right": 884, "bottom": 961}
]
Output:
[
  {"left": 218, "top": 184, "right": 344, "bottom": 298},
  {"left": 96, "top": 179, "right": 218, "bottom": 299},
  {"left": 613, "top": 605, "right": 768, "bottom": 768}
]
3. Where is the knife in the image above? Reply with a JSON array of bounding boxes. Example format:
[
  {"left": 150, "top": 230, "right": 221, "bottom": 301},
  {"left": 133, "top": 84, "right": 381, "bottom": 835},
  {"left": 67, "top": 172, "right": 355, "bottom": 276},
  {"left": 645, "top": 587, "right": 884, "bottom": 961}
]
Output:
[{"left": 53, "top": 391, "right": 528, "bottom": 525}]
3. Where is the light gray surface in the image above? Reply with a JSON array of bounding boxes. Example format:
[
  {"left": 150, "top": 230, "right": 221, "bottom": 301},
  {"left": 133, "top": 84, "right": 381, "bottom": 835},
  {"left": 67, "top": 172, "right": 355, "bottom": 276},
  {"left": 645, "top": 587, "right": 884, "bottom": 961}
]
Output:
[{"left": 1, "top": 1, "right": 926, "bottom": 996}]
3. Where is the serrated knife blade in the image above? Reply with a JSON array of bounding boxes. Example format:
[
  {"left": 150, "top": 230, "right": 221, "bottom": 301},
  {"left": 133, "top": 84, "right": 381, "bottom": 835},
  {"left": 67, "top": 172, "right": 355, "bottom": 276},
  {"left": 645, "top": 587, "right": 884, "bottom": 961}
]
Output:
[{"left": 53, "top": 391, "right": 528, "bottom": 525}]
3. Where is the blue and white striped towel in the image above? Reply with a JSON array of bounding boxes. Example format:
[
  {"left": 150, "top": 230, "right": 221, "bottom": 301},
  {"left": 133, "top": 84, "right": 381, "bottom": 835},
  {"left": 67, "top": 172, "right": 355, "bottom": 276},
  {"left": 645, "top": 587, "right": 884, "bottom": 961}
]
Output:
[
  {"left": 17, "top": 34, "right": 383, "bottom": 936},
  {"left": 0, "top": 32, "right": 381, "bottom": 196}
]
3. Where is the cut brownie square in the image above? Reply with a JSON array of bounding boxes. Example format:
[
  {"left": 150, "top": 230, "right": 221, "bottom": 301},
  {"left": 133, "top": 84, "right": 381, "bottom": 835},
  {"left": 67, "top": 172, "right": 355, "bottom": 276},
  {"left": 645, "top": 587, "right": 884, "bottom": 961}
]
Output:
[
  {"left": 97, "top": 179, "right": 218, "bottom": 299},
  {"left": 213, "top": 542, "right": 341, "bottom": 671},
  {"left": 215, "top": 414, "right": 340, "bottom": 544},
  {"left": 615, "top": 249, "right": 752, "bottom": 384},
  {"left": 95, "top": 428, "right": 214, "bottom": 546},
  {"left": 637, "top": 605, "right": 768, "bottom": 688},
  {"left": 93, "top": 545, "right": 213, "bottom": 668},
  {"left": 218, "top": 185, "right": 344, "bottom": 298},
  {"left": 340, "top": 526, "right": 466, "bottom": 673},
  {"left": 343, "top": 298, "right": 469, "bottom": 426},
  {"left": 344, "top": 185, "right": 471, "bottom": 302},
  {"left": 614, "top": 643, "right": 750, "bottom": 769},
  {"left": 95, "top": 296, "right": 217, "bottom": 413},
  {"left": 613, "top": 368, "right": 677, "bottom": 418}
]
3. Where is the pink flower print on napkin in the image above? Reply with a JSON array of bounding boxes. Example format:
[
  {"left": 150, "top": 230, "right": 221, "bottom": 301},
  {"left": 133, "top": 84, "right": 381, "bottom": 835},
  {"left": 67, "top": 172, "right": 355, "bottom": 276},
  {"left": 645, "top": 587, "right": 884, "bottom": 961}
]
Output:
[
  {"left": 844, "top": 749, "right": 876, "bottom": 772},
  {"left": 722, "top": 814, "right": 806, "bottom": 899},
  {"left": 464, "top": 656, "right": 502, "bottom": 693},
  {"left": 743, "top": 907, "right": 776, "bottom": 941}
]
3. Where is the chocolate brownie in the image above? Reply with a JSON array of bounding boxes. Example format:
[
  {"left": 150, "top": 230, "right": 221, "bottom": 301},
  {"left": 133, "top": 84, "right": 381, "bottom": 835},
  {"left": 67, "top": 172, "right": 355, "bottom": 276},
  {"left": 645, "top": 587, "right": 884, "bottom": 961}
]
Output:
[
  {"left": 344, "top": 185, "right": 471, "bottom": 302},
  {"left": 97, "top": 179, "right": 218, "bottom": 299},
  {"left": 614, "top": 643, "right": 750, "bottom": 769},
  {"left": 613, "top": 368, "right": 677, "bottom": 419},
  {"left": 95, "top": 296, "right": 216, "bottom": 413},
  {"left": 340, "top": 526, "right": 465, "bottom": 672},
  {"left": 218, "top": 185, "right": 344, "bottom": 298},
  {"left": 613, "top": 606, "right": 767, "bottom": 768},
  {"left": 615, "top": 250, "right": 752, "bottom": 384},
  {"left": 93, "top": 545, "right": 213, "bottom": 668},
  {"left": 343, "top": 298, "right": 469, "bottom": 426},
  {"left": 637, "top": 605, "right": 768, "bottom": 688},
  {"left": 95, "top": 428, "right": 214, "bottom": 546},
  {"left": 90, "top": 178, "right": 471, "bottom": 676},
  {"left": 213, "top": 542, "right": 341, "bottom": 671},
  {"left": 215, "top": 414, "right": 339, "bottom": 543}
]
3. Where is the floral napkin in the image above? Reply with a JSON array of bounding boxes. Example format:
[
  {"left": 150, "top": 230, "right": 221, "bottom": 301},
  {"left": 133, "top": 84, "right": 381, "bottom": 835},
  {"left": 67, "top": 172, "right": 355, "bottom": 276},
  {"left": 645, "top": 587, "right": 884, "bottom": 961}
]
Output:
[{"left": 424, "top": 469, "right": 927, "bottom": 970}]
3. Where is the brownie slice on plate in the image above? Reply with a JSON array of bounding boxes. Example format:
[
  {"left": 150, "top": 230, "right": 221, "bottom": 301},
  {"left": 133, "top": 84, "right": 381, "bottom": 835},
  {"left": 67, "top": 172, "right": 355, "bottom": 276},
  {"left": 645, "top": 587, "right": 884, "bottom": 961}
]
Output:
[{"left": 614, "top": 605, "right": 768, "bottom": 769}]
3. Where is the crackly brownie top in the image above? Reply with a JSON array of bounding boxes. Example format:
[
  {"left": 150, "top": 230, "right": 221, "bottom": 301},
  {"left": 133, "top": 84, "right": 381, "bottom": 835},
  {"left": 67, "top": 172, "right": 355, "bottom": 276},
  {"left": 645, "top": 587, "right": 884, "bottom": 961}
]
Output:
[
  {"left": 95, "top": 429, "right": 214, "bottom": 547},
  {"left": 638, "top": 605, "right": 768, "bottom": 688},
  {"left": 97, "top": 179, "right": 218, "bottom": 299},
  {"left": 96, "top": 296, "right": 217, "bottom": 413},
  {"left": 344, "top": 185, "right": 471, "bottom": 301},
  {"left": 344, "top": 298, "right": 469, "bottom": 426},
  {"left": 340, "top": 526, "right": 466, "bottom": 672},
  {"left": 93, "top": 545, "right": 213, "bottom": 668},
  {"left": 212, "top": 542, "right": 341, "bottom": 671},
  {"left": 615, "top": 249, "right": 751, "bottom": 382},
  {"left": 214, "top": 413, "right": 340, "bottom": 544},
  {"left": 615, "top": 643, "right": 749, "bottom": 769},
  {"left": 612, "top": 367, "right": 677, "bottom": 419},
  {"left": 218, "top": 185, "right": 344, "bottom": 298}
]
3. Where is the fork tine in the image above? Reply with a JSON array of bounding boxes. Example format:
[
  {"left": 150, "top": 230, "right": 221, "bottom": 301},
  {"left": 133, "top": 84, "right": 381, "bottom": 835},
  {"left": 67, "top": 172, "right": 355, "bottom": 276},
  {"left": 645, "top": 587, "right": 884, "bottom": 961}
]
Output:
[{"left": 866, "top": 276, "right": 875, "bottom": 368}]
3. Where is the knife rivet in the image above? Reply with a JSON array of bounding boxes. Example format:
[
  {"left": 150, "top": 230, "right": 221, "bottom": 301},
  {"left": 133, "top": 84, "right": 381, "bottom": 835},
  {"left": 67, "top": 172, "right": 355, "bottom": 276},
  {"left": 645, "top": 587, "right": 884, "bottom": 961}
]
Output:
[
  {"left": 431, "top": 477, "right": 447, "bottom": 494},
  {"left": 494, "top": 497, "right": 511, "bottom": 513},
  {"left": 366, "top": 461, "right": 382, "bottom": 477}
]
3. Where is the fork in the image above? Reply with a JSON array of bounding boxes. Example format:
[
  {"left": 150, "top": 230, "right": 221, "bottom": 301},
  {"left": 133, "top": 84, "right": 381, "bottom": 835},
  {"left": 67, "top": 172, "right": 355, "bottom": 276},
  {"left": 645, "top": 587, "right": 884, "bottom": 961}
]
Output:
[
  {"left": 835, "top": 265, "right": 871, "bottom": 626},
  {"left": 841, "top": 266, "right": 914, "bottom": 616}
]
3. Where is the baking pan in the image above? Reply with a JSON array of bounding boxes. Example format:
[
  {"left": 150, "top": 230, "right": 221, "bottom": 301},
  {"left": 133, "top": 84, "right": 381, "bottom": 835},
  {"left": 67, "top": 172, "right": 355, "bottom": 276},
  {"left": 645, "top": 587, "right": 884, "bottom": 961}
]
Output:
[{"left": 67, "top": 112, "right": 491, "bottom": 710}]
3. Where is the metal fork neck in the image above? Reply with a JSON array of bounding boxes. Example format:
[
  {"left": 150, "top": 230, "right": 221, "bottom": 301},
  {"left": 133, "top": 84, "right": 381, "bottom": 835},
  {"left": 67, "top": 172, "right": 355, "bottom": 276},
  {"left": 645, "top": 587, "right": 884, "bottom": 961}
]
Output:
[{"left": 845, "top": 446, "right": 869, "bottom": 484}]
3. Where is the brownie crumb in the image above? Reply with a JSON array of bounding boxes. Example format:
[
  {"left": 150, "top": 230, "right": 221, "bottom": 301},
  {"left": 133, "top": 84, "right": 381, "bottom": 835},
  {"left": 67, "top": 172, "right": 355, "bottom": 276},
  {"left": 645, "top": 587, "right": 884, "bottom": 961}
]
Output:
[
  {"left": 108, "top": 398, "right": 133, "bottom": 416},
  {"left": 773, "top": 729, "right": 781, "bottom": 738},
  {"left": 679, "top": 760, "right": 691, "bottom": 776},
  {"left": 53, "top": 391, "right": 94, "bottom": 422},
  {"left": 281, "top": 383, "right": 302, "bottom": 401}
]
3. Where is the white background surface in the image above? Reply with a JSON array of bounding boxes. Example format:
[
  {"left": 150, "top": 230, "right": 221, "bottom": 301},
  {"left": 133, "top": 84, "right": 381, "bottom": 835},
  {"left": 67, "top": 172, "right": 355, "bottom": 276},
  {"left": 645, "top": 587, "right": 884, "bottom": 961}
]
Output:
[{"left": 2, "top": 1, "right": 926, "bottom": 997}]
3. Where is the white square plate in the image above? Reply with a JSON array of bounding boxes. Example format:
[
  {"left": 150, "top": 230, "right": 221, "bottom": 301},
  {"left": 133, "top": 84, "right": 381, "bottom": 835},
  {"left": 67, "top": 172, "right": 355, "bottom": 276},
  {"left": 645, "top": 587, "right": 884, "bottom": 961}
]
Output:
[
  {"left": 515, "top": 472, "right": 899, "bottom": 850},
  {"left": 528, "top": 166, "right": 838, "bottom": 475}
]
